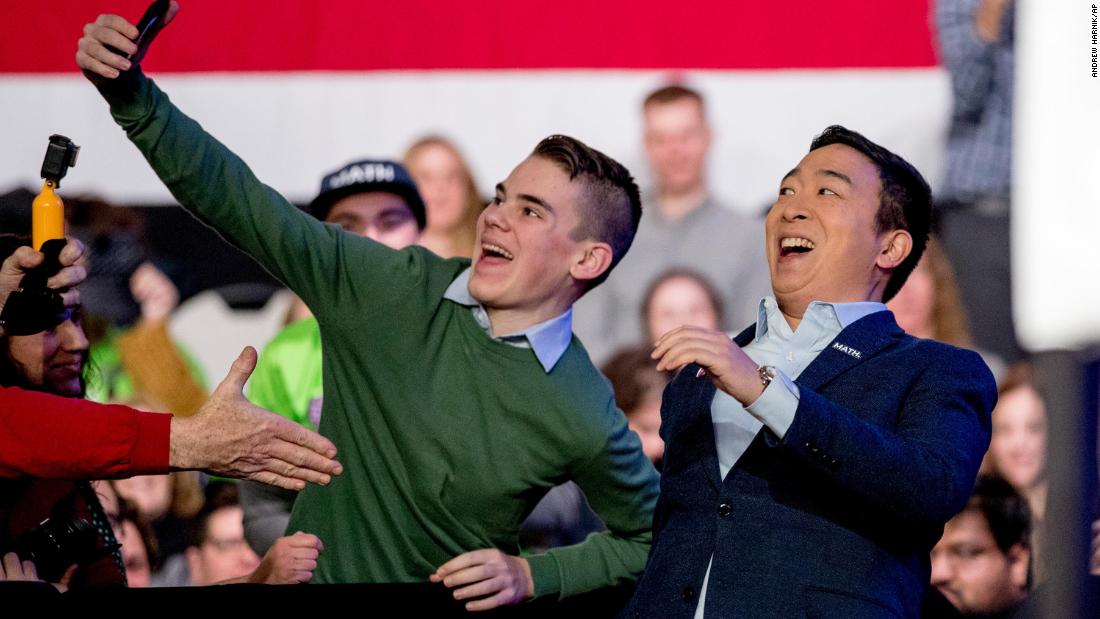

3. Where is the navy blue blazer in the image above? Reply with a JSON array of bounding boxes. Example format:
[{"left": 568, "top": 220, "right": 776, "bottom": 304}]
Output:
[{"left": 623, "top": 311, "right": 996, "bottom": 619}]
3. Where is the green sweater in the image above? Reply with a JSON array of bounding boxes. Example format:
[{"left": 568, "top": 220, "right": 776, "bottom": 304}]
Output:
[{"left": 106, "top": 74, "right": 659, "bottom": 599}]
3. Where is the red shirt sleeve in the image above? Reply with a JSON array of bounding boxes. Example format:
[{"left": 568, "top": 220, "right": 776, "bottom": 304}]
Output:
[{"left": 0, "top": 386, "right": 171, "bottom": 479}]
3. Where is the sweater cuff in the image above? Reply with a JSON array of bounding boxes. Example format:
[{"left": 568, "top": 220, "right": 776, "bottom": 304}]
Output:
[
  {"left": 128, "top": 411, "right": 172, "bottom": 475},
  {"left": 101, "top": 68, "right": 155, "bottom": 123},
  {"left": 526, "top": 552, "right": 563, "bottom": 599}
]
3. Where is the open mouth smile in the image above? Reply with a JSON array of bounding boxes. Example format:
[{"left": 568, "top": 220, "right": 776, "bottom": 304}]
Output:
[
  {"left": 480, "top": 243, "right": 514, "bottom": 261},
  {"left": 779, "top": 236, "right": 816, "bottom": 258}
]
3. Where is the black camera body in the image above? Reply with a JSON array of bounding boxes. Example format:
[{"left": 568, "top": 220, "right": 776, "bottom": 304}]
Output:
[
  {"left": 39, "top": 135, "right": 80, "bottom": 187},
  {"left": 11, "top": 504, "right": 99, "bottom": 583}
]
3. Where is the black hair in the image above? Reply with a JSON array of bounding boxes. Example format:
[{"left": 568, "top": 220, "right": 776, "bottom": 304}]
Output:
[
  {"left": 809, "top": 125, "right": 932, "bottom": 302},
  {"left": 967, "top": 475, "right": 1032, "bottom": 554}
]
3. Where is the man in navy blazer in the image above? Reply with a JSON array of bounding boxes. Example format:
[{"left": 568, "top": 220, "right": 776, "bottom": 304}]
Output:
[{"left": 624, "top": 126, "right": 996, "bottom": 618}]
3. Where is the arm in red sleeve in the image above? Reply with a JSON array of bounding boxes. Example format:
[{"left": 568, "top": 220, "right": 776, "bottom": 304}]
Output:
[{"left": 0, "top": 386, "right": 170, "bottom": 479}]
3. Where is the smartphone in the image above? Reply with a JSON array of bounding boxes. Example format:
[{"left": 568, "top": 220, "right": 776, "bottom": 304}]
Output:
[{"left": 106, "top": 0, "right": 170, "bottom": 64}]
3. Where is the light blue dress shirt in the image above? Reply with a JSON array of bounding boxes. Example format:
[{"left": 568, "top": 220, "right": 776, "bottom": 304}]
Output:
[
  {"left": 443, "top": 267, "right": 574, "bottom": 373},
  {"left": 695, "top": 296, "right": 887, "bottom": 618}
]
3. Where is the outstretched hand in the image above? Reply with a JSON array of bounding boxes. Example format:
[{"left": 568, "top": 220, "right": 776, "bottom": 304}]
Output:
[{"left": 169, "top": 347, "right": 343, "bottom": 490}]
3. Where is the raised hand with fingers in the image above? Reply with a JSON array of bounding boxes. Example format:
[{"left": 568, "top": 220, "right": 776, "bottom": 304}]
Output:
[
  {"left": 169, "top": 347, "right": 343, "bottom": 490},
  {"left": 75, "top": 1, "right": 180, "bottom": 83},
  {"left": 652, "top": 325, "right": 764, "bottom": 405}
]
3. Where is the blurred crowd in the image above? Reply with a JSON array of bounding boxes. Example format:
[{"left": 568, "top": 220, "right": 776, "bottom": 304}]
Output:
[{"left": 1, "top": 1, "right": 1094, "bottom": 616}]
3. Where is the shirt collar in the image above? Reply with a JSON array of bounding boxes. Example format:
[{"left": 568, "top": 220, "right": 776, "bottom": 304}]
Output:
[
  {"left": 754, "top": 296, "right": 887, "bottom": 341},
  {"left": 443, "top": 268, "right": 573, "bottom": 372}
]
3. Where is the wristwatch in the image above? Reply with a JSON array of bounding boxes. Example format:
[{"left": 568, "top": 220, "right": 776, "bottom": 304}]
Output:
[{"left": 757, "top": 365, "right": 778, "bottom": 390}]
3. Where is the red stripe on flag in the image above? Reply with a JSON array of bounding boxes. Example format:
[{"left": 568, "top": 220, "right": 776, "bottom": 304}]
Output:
[{"left": 3, "top": 0, "right": 937, "bottom": 73}]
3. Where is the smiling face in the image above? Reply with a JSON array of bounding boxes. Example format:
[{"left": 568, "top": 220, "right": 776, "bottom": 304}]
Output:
[
  {"left": 468, "top": 156, "right": 598, "bottom": 326},
  {"left": 466, "top": 155, "right": 611, "bottom": 329},
  {"left": 988, "top": 385, "right": 1048, "bottom": 491},
  {"left": 5, "top": 306, "right": 88, "bottom": 397},
  {"left": 766, "top": 143, "right": 911, "bottom": 314}
]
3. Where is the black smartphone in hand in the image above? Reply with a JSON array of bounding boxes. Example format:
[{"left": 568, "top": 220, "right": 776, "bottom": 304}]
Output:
[{"left": 106, "top": 0, "right": 171, "bottom": 64}]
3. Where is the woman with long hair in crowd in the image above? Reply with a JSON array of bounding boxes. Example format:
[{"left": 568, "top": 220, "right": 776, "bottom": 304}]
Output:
[
  {"left": 641, "top": 268, "right": 726, "bottom": 344},
  {"left": 0, "top": 234, "right": 127, "bottom": 589},
  {"left": 403, "top": 136, "right": 483, "bottom": 259},
  {"left": 982, "top": 362, "right": 1049, "bottom": 580}
]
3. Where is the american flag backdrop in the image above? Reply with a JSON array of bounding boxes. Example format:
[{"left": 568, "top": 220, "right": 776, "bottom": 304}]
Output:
[{"left": 0, "top": 0, "right": 951, "bottom": 215}]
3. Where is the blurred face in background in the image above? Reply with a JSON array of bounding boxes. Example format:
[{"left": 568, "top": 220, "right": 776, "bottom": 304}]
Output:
[
  {"left": 187, "top": 506, "right": 261, "bottom": 585},
  {"left": 95, "top": 481, "right": 150, "bottom": 586},
  {"left": 627, "top": 394, "right": 664, "bottom": 465},
  {"left": 988, "top": 385, "right": 1047, "bottom": 492},
  {"left": 646, "top": 275, "right": 721, "bottom": 343},
  {"left": 326, "top": 192, "right": 420, "bottom": 249},
  {"left": 113, "top": 475, "right": 172, "bottom": 523},
  {"left": 644, "top": 98, "right": 711, "bottom": 196},
  {"left": 5, "top": 306, "right": 88, "bottom": 397},
  {"left": 119, "top": 519, "right": 152, "bottom": 587},
  {"left": 886, "top": 256, "right": 934, "bottom": 338},
  {"left": 930, "top": 509, "right": 1029, "bottom": 615},
  {"left": 406, "top": 142, "right": 477, "bottom": 233}
]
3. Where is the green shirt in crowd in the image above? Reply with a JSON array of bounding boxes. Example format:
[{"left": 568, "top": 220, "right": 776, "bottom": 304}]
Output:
[
  {"left": 248, "top": 316, "right": 324, "bottom": 431},
  {"left": 106, "top": 73, "right": 659, "bottom": 599}
]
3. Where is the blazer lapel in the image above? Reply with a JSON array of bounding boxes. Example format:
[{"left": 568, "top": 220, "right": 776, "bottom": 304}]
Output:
[
  {"left": 795, "top": 311, "right": 903, "bottom": 392},
  {"left": 675, "top": 325, "right": 758, "bottom": 493},
  {"left": 680, "top": 325, "right": 759, "bottom": 491},
  {"left": 672, "top": 363, "right": 722, "bottom": 492}
]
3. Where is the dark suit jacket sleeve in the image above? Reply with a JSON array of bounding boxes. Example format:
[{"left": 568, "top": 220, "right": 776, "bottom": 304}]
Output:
[{"left": 780, "top": 346, "right": 995, "bottom": 530}]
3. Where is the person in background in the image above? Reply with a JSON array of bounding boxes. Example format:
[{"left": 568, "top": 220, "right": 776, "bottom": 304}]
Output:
[
  {"left": 95, "top": 481, "right": 154, "bottom": 588},
  {"left": 184, "top": 483, "right": 260, "bottom": 585},
  {"left": 113, "top": 471, "right": 202, "bottom": 564},
  {"left": 934, "top": 0, "right": 1020, "bottom": 362},
  {"left": 642, "top": 268, "right": 725, "bottom": 345},
  {"left": 0, "top": 238, "right": 343, "bottom": 489},
  {"left": 86, "top": 260, "right": 208, "bottom": 415},
  {"left": 241, "top": 158, "right": 424, "bottom": 556},
  {"left": 601, "top": 346, "right": 671, "bottom": 467},
  {"left": 404, "top": 136, "right": 483, "bottom": 259},
  {"left": 165, "top": 482, "right": 324, "bottom": 586},
  {"left": 0, "top": 234, "right": 128, "bottom": 589},
  {"left": 573, "top": 83, "right": 769, "bottom": 364},
  {"left": 982, "top": 362, "right": 1047, "bottom": 581},
  {"left": 928, "top": 475, "right": 1031, "bottom": 617},
  {"left": 886, "top": 239, "right": 1004, "bottom": 378}
]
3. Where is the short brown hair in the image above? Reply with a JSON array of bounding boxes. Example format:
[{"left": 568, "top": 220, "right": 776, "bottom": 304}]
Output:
[
  {"left": 531, "top": 135, "right": 642, "bottom": 289},
  {"left": 643, "top": 84, "right": 705, "bottom": 113}
]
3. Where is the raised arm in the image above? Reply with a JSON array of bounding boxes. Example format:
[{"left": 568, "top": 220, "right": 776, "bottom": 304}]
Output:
[{"left": 76, "top": 9, "right": 424, "bottom": 316}]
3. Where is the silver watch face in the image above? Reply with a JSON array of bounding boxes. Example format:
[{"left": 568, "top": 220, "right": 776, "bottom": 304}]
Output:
[{"left": 759, "top": 365, "right": 778, "bottom": 385}]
